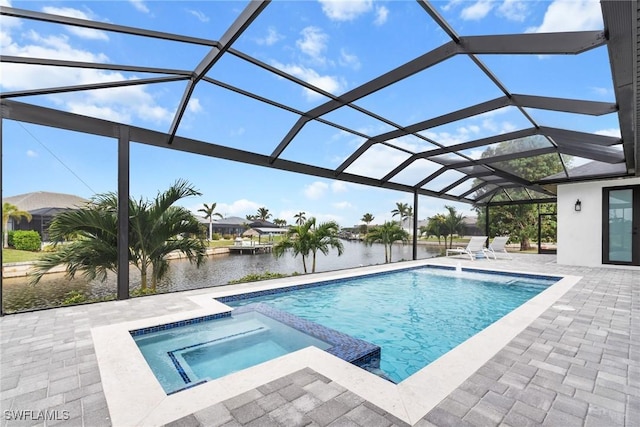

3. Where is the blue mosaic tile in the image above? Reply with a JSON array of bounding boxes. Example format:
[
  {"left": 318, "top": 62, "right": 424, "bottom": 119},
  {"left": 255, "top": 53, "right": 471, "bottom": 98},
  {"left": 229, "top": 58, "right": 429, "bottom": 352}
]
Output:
[
  {"left": 234, "top": 303, "right": 381, "bottom": 370},
  {"left": 129, "top": 311, "right": 232, "bottom": 337}
]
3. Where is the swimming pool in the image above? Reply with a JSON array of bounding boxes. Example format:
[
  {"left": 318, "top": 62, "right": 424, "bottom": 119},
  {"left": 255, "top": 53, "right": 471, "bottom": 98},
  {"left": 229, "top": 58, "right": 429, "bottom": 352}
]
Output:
[
  {"left": 94, "top": 261, "right": 578, "bottom": 426},
  {"left": 221, "top": 266, "right": 558, "bottom": 383}
]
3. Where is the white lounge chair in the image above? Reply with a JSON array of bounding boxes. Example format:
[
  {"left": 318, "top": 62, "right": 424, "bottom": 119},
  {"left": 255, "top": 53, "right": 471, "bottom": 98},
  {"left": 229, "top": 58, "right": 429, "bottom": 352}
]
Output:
[
  {"left": 484, "top": 236, "right": 512, "bottom": 260},
  {"left": 446, "top": 236, "right": 488, "bottom": 260}
]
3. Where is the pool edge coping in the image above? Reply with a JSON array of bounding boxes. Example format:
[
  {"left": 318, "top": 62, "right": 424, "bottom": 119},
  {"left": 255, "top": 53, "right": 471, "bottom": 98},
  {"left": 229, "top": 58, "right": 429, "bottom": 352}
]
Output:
[{"left": 91, "top": 259, "right": 581, "bottom": 426}]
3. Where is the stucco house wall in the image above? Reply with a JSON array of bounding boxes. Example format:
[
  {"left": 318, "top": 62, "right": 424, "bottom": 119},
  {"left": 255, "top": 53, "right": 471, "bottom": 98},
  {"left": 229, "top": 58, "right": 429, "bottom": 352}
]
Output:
[{"left": 557, "top": 177, "right": 640, "bottom": 267}]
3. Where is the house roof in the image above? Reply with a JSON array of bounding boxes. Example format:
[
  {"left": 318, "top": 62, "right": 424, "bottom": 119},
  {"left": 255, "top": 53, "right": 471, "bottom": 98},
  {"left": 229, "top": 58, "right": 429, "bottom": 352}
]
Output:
[
  {"left": 2, "top": 191, "right": 88, "bottom": 212},
  {"left": 1, "top": 2, "right": 637, "bottom": 207},
  {"left": 211, "top": 216, "right": 247, "bottom": 226},
  {"left": 248, "top": 220, "right": 277, "bottom": 228}
]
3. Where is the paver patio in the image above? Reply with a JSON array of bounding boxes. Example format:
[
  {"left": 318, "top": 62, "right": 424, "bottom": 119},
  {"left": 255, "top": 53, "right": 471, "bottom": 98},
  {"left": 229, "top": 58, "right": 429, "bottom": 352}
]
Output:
[{"left": 1, "top": 253, "right": 638, "bottom": 426}]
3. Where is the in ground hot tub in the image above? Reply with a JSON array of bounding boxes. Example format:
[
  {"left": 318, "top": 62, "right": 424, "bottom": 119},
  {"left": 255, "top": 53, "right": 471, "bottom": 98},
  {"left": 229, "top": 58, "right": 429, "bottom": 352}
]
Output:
[{"left": 131, "top": 303, "right": 380, "bottom": 394}]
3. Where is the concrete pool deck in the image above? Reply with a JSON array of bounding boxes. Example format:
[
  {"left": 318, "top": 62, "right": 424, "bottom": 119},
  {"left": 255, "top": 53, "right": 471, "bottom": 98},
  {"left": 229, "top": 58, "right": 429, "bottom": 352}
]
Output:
[{"left": 1, "top": 254, "right": 638, "bottom": 426}]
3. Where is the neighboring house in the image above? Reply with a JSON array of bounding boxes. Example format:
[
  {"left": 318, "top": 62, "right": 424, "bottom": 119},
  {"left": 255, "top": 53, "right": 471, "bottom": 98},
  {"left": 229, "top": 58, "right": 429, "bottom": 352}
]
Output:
[
  {"left": 199, "top": 217, "right": 288, "bottom": 239},
  {"left": 3, "top": 191, "right": 89, "bottom": 242},
  {"left": 462, "top": 216, "right": 482, "bottom": 236},
  {"left": 202, "top": 216, "right": 247, "bottom": 237}
]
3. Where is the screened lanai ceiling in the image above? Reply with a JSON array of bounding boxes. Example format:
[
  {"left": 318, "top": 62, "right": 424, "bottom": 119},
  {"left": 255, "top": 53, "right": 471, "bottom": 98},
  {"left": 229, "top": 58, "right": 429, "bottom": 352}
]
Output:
[{"left": 1, "top": 0, "right": 638, "bottom": 207}]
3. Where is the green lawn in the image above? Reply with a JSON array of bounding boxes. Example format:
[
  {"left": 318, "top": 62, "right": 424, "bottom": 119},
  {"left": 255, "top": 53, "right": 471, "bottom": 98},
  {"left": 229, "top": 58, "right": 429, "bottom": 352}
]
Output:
[{"left": 2, "top": 248, "right": 44, "bottom": 263}]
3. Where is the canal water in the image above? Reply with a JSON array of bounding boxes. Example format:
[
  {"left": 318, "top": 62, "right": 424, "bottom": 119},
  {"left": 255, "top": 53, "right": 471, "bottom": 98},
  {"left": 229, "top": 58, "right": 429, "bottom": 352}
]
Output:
[{"left": 2, "top": 241, "right": 442, "bottom": 313}]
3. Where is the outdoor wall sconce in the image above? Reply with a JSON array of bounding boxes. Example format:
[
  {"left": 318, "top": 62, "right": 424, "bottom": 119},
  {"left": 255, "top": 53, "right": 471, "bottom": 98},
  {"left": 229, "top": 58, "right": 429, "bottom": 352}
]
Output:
[{"left": 575, "top": 199, "right": 582, "bottom": 212}]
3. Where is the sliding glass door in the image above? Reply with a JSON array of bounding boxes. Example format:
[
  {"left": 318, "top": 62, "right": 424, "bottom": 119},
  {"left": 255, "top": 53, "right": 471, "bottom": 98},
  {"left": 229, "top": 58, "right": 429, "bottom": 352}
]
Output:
[{"left": 603, "top": 185, "right": 639, "bottom": 266}]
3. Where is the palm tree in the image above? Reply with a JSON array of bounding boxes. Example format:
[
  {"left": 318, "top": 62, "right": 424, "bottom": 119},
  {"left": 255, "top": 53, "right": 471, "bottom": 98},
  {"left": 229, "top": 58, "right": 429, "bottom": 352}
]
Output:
[
  {"left": 443, "top": 205, "right": 466, "bottom": 248},
  {"left": 391, "top": 202, "right": 412, "bottom": 228},
  {"left": 426, "top": 214, "right": 447, "bottom": 246},
  {"left": 29, "top": 179, "right": 207, "bottom": 292},
  {"left": 360, "top": 213, "right": 374, "bottom": 234},
  {"left": 294, "top": 211, "right": 306, "bottom": 225},
  {"left": 273, "top": 218, "right": 287, "bottom": 227},
  {"left": 273, "top": 217, "right": 343, "bottom": 273},
  {"left": 198, "top": 202, "right": 222, "bottom": 240},
  {"left": 364, "top": 221, "right": 409, "bottom": 263},
  {"left": 2, "top": 203, "right": 33, "bottom": 248},
  {"left": 274, "top": 219, "right": 313, "bottom": 273},
  {"left": 255, "top": 207, "right": 272, "bottom": 221},
  {"left": 308, "top": 220, "right": 344, "bottom": 273}
]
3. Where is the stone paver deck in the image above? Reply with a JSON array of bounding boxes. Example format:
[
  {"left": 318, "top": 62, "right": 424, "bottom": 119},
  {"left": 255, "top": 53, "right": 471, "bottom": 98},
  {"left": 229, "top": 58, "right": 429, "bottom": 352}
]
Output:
[{"left": 1, "top": 254, "right": 638, "bottom": 426}]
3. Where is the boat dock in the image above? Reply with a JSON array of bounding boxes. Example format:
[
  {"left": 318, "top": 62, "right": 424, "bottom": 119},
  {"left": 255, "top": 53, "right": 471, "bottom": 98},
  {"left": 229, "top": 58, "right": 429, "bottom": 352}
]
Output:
[{"left": 227, "top": 243, "right": 273, "bottom": 255}]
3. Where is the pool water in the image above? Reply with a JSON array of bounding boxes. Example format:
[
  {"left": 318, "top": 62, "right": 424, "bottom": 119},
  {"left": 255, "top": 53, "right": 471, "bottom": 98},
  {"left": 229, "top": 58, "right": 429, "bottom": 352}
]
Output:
[
  {"left": 227, "top": 267, "right": 557, "bottom": 383},
  {"left": 133, "top": 311, "right": 331, "bottom": 394}
]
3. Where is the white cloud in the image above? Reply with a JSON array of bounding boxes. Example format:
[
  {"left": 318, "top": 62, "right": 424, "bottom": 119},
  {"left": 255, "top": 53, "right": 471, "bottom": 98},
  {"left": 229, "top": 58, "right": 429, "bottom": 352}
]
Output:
[
  {"left": 1, "top": 0, "right": 12, "bottom": 6},
  {"left": 296, "top": 26, "right": 328, "bottom": 63},
  {"left": 590, "top": 86, "right": 612, "bottom": 97},
  {"left": 0, "top": 29, "right": 174, "bottom": 125},
  {"left": 344, "top": 144, "right": 416, "bottom": 180},
  {"left": 457, "top": 125, "right": 481, "bottom": 136},
  {"left": 256, "top": 26, "right": 284, "bottom": 46},
  {"left": 26, "top": 150, "right": 37, "bottom": 157},
  {"left": 129, "top": 0, "right": 150, "bottom": 14},
  {"left": 460, "top": 0, "right": 494, "bottom": 21},
  {"left": 66, "top": 101, "right": 130, "bottom": 123},
  {"left": 595, "top": 128, "right": 621, "bottom": 138},
  {"left": 339, "top": 48, "right": 360, "bottom": 70},
  {"left": 41, "top": 7, "right": 109, "bottom": 40},
  {"left": 442, "top": 0, "right": 463, "bottom": 13},
  {"left": 215, "top": 199, "right": 262, "bottom": 217},
  {"left": 333, "top": 201, "right": 352, "bottom": 210},
  {"left": 187, "top": 98, "right": 202, "bottom": 113},
  {"left": 331, "top": 181, "right": 349, "bottom": 193},
  {"left": 319, "top": 0, "right": 373, "bottom": 21},
  {"left": 304, "top": 181, "right": 329, "bottom": 199},
  {"left": 187, "top": 9, "right": 209, "bottom": 23},
  {"left": 135, "top": 103, "right": 173, "bottom": 123},
  {"left": 374, "top": 6, "right": 389, "bottom": 26},
  {"left": 417, "top": 115, "right": 518, "bottom": 148},
  {"left": 497, "top": 0, "right": 528, "bottom": 22},
  {"left": 420, "top": 130, "right": 468, "bottom": 146},
  {"left": 481, "top": 118, "right": 517, "bottom": 134},
  {"left": 271, "top": 61, "right": 345, "bottom": 100},
  {"left": 527, "top": 0, "right": 602, "bottom": 33}
]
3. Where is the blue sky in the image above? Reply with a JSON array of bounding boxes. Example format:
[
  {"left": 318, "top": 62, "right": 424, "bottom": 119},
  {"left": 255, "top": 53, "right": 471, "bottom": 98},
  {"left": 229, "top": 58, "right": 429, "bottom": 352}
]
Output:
[{"left": 1, "top": 0, "right": 619, "bottom": 228}]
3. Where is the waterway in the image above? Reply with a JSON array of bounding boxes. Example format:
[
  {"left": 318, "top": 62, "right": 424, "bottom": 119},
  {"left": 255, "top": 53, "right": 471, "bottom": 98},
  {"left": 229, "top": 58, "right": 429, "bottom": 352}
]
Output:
[{"left": 2, "top": 241, "right": 442, "bottom": 313}]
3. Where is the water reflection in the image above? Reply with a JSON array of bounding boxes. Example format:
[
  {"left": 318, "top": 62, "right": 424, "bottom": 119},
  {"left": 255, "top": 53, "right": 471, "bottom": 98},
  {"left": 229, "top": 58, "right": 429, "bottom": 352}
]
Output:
[{"left": 2, "top": 241, "right": 441, "bottom": 313}]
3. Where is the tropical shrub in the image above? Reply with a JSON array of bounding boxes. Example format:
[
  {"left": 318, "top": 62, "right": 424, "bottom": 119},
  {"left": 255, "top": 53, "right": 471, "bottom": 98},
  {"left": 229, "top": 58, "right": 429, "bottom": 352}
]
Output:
[
  {"left": 365, "top": 221, "right": 409, "bottom": 263},
  {"left": 29, "top": 179, "right": 207, "bottom": 292},
  {"left": 2, "top": 202, "right": 32, "bottom": 248},
  {"left": 62, "top": 290, "right": 86, "bottom": 305},
  {"left": 227, "top": 271, "right": 297, "bottom": 284},
  {"left": 12, "top": 230, "right": 41, "bottom": 251},
  {"left": 274, "top": 217, "right": 344, "bottom": 273}
]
